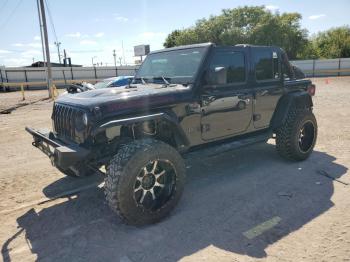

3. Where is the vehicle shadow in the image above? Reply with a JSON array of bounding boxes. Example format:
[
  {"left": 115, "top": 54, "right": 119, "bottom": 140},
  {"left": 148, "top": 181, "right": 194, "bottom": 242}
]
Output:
[{"left": 2, "top": 143, "right": 348, "bottom": 262}]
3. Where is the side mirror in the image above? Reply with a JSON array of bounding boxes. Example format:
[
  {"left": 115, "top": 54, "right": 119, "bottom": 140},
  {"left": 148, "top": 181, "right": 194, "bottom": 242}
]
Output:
[{"left": 206, "top": 66, "right": 227, "bottom": 85}]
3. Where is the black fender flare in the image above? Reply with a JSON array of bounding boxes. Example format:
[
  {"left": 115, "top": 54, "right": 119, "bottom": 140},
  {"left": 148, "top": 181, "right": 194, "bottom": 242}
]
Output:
[
  {"left": 93, "top": 112, "right": 190, "bottom": 148},
  {"left": 270, "top": 91, "right": 313, "bottom": 130}
]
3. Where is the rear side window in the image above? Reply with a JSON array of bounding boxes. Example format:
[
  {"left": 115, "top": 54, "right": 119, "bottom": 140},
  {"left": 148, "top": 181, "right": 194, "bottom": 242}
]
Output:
[
  {"left": 209, "top": 50, "right": 246, "bottom": 84},
  {"left": 281, "top": 52, "right": 294, "bottom": 80},
  {"left": 254, "top": 49, "right": 280, "bottom": 81}
]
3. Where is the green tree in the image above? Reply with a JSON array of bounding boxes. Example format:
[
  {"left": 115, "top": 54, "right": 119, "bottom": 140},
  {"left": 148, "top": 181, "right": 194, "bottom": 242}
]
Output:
[
  {"left": 311, "top": 26, "right": 350, "bottom": 58},
  {"left": 163, "top": 6, "right": 309, "bottom": 59},
  {"left": 296, "top": 41, "right": 318, "bottom": 59},
  {"left": 163, "top": 30, "right": 182, "bottom": 49}
]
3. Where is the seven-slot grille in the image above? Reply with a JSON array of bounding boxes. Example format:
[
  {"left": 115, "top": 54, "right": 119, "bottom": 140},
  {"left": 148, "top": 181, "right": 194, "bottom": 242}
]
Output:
[{"left": 52, "top": 103, "right": 83, "bottom": 141}]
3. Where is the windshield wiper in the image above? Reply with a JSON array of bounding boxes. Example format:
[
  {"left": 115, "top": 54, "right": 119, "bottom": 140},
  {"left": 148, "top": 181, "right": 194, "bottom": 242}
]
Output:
[
  {"left": 161, "top": 76, "right": 170, "bottom": 85},
  {"left": 134, "top": 77, "right": 147, "bottom": 85},
  {"left": 153, "top": 76, "right": 171, "bottom": 86}
]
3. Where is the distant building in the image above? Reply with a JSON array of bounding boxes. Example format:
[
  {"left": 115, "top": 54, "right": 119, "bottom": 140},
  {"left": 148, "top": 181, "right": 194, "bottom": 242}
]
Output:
[{"left": 28, "top": 61, "right": 82, "bottom": 67}]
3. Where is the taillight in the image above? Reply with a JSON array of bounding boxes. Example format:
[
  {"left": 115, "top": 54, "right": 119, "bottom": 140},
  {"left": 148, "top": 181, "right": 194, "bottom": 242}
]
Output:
[{"left": 307, "top": 84, "right": 316, "bottom": 96}]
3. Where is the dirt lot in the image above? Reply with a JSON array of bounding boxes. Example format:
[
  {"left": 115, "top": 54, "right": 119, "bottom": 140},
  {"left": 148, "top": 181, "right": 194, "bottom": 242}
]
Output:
[{"left": 0, "top": 77, "right": 349, "bottom": 262}]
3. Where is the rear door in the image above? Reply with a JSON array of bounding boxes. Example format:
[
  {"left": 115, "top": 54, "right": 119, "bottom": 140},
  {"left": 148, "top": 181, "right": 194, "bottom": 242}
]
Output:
[
  {"left": 252, "top": 47, "right": 284, "bottom": 129},
  {"left": 200, "top": 47, "right": 253, "bottom": 141}
]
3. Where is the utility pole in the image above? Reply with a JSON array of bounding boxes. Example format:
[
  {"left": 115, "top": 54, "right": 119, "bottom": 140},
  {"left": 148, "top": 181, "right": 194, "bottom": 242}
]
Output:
[
  {"left": 36, "top": 0, "right": 46, "bottom": 64},
  {"left": 54, "top": 41, "right": 62, "bottom": 64},
  {"left": 91, "top": 56, "right": 97, "bottom": 67},
  {"left": 39, "top": 0, "right": 53, "bottom": 98},
  {"left": 113, "top": 49, "right": 117, "bottom": 67},
  {"left": 122, "top": 40, "right": 126, "bottom": 65}
]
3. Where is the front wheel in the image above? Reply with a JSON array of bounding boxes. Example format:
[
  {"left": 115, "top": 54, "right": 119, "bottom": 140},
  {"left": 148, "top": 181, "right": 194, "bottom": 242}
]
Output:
[
  {"left": 105, "top": 139, "right": 185, "bottom": 225},
  {"left": 275, "top": 109, "right": 317, "bottom": 161}
]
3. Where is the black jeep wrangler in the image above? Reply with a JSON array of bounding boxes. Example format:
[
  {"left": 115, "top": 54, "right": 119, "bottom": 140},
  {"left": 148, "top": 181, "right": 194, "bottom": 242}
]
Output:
[{"left": 26, "top": 43, "right": 317, "bottom": 225}]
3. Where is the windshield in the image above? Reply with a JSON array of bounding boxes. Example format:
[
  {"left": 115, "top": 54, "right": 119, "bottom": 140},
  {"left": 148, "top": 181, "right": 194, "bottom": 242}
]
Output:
[
  {"left": 94, "top": 80, "right": 112, "bottom": 89},
  {"left": 135, "top": 47, "right": 206, "bottom": 84}
]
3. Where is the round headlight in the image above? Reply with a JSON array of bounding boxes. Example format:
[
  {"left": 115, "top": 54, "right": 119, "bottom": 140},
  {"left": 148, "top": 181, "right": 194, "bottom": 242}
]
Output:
[{"left": 82, "top": 113, "right": 88, "bottom": 126}]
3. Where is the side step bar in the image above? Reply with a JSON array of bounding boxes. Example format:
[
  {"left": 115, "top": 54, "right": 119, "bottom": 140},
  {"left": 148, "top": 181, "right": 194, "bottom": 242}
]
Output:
[{"left": 184, "top": 131, "right": 272, "bottom": 159}]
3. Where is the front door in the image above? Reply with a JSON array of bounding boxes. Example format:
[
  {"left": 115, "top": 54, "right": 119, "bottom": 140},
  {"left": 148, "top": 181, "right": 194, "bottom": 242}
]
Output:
[{"left": 200, "top": 47, "right": 253, "bottom": 141}]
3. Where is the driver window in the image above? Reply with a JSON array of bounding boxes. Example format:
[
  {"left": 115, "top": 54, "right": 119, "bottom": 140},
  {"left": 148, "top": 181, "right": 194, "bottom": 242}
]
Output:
[{"left": 208, "top": 50, "right": 246, "bottom": 85}]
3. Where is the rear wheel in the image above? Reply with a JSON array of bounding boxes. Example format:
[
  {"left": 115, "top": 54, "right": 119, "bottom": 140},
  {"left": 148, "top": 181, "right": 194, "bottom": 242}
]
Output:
[
  {"left": 105, "top": 139, "right": 185, "bottom": 225},
  {"left": 275, "top": 109, "right": 317, "bottom": 161}
]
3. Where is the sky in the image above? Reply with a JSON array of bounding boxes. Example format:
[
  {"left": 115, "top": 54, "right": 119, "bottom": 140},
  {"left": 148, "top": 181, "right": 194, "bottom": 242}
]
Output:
[{"left": 0, "top": 0, "right": 349, "bottom": 67}]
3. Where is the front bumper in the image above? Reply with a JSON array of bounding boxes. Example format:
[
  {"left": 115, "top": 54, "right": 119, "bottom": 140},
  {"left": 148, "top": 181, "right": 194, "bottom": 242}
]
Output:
[{"left": 25, "top": 127, "right": 90, "bottom": 170}]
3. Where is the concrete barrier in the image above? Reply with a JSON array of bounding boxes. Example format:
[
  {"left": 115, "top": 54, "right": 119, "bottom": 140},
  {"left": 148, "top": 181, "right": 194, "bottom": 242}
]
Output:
[
  {"left": 290, "top": 58, "right": 350, "bottom": 77},
  {"left": 0, "top": 65, "right": 139, "bottom": 90},
  {"left": 1, "top": 58, "right": 350, "bottom": 91}
]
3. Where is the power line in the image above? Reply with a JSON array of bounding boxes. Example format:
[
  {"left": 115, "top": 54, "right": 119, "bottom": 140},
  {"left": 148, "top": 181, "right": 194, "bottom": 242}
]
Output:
[
  {"left": 44, "top": 0, "right": 58, "bottom": 43},
  {"left": 0, "top": 0, "right": 23, "bottom": 29},
  {"left": 44, "top": 0, "right": 62, "bottom": 63}
]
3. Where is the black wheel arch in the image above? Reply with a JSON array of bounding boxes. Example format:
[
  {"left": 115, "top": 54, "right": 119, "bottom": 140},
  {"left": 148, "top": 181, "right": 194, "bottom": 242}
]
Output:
[
  {"left": 93, "top": 111, "right": 190, "bottom": 150},
  {"left": 270, "top": 91, "right": 313, "bottom": 130}
]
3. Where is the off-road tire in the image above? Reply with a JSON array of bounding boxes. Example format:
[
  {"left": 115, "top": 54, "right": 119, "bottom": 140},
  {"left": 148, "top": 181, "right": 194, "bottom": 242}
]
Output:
[
  {"left": 275, "top": 108, "right": 317, "bottom": 161},
  {"left": 105, "top": 139, "right": 186, "bottom": 226}
]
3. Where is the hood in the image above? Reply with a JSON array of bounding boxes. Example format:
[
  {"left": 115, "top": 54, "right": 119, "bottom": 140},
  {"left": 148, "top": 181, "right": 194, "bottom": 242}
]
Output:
[{"left": 56, "top": 83, "right": 192, "bottom": 116}]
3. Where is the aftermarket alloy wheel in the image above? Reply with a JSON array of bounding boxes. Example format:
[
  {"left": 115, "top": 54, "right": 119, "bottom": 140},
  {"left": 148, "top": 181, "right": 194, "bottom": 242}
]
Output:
[
  {"left": 298, "top": 120, "right": 316, "bottom": 153},
  {"left": 105, "top": 139, "right": 185, "bottom": 225},
  {"left": 134, "top": 159, "right": 177, "bottom": 211},
  {"left": 276, "top": 108, "right": 317, "bottom": 161}
]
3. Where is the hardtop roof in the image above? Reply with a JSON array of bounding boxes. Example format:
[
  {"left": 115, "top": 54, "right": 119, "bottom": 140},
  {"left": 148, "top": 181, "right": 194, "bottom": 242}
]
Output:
[{"left": 150, "top": 43, "right": 282, "bottom": 54}]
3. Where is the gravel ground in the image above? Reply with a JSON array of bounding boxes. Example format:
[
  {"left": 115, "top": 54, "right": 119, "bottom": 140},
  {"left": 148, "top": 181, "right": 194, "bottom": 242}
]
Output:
[
  {"left": 0, "top": 89, "right": 65, "bottom": 112},
  {"left": 0, "top": 90, "right": 48, "bottom": 112},
  {"left": 0, "top": 77, "right": 349, "bottom": 262}
]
